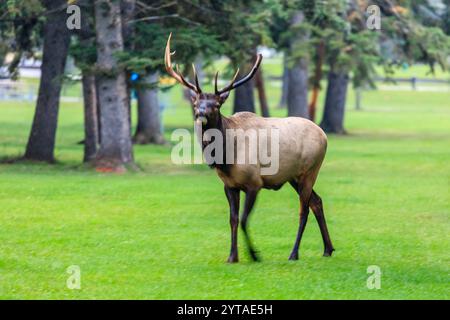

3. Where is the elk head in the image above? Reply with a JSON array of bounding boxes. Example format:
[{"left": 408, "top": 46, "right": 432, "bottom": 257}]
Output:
[{"left": 164, "top": 33, "right": 262, "bottom": 127}]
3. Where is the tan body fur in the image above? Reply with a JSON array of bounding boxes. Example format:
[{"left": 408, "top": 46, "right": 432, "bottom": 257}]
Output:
[{"left": 217, "top": 112, "right": 327, "bottom": 192}]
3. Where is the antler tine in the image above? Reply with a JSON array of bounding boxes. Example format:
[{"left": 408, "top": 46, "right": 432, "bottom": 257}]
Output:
[
  {"left": 175, "top": 64, "right": 198, "bottom": 92},
  {"left": 192, "top": 63, "right": 202, "bottom": 94},
  {"left": 216, "top": 68, "right": 240, "bottom": 95},
  {"left": 164, "top": 33, "right": 198, "bottom": 93},
  {"left": 216, "top": 54, "right": 263, "bottom": 95},
  {"left": 214, "top": 71, "right": 219, "bottom": 94}
]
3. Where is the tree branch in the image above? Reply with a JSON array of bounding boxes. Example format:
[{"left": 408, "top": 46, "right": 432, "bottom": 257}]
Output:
[
  {"left": 128, "top": 14, "right": 201, "bottom": 25},
  {"left": 136, "top": 1, "right": 177, "bottom": 12}
]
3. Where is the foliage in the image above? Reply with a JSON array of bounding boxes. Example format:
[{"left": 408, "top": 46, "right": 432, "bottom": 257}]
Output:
[
  {"left": 118, "top": 24, "right": 220, "bottom": 76},
  {"left": 3, "top": 0, "right": 448, "bottom": 88},
  {"left": 204, "top": 0, "right": 273, "bottom": 65},
  {"left": 89, "top": 0, "right": 225, "bottom": 88},
  {"left": 69, "top": 1, "right": 96, "bottom": 74},
  {"left": 90, "top": 0, "right": 276, "bottom": 89},
  {"left": 0, "top": 0, "right": 43, "bottom": 78},
  {"left": 373, "top": 0, "right": 450, "bottom": 74},
  {"left": 268, "top": 0, "right": 449, "bottom": 88}
]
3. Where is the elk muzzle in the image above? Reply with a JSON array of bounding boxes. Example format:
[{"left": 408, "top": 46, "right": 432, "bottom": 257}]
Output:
[
  {"left": 196, "top": 102, "right": 208, "bottom": 125},
  {"left": 196, "top": 116, "right": 208, "bottom": 125}
]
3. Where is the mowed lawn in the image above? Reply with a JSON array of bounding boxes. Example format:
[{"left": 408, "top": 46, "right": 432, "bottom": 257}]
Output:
[{"left": 0, "top": 76, "right": 449, "bottom": 299}]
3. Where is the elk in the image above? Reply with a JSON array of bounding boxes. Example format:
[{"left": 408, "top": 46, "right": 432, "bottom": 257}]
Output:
[{"left": 165, "top": 33, "right": 334, "bottom": 263}]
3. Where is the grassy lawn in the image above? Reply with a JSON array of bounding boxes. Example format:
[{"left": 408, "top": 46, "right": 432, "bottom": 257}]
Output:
[{"left": 0, "top": 72, "right": 449, "bottom": 299}]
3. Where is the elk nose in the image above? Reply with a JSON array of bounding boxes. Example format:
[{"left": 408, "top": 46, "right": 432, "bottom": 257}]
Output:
[{"left": 196, "top": 116, "right": 207, "bottom": 125}]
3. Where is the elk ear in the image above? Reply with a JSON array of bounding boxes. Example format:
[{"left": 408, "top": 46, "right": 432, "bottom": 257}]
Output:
[{"left": 218, "top": 91, "right": 230, "bottom": 104}]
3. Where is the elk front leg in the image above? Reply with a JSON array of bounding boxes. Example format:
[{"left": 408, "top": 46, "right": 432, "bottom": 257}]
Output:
[
  {"left": 289, "top": 180, "right": 312, "bottom": 260},
  {"left": 241, "top": 188, "right": 260, "bottom": 262},
  {"left": 224, "top": 186, "right": 240, "bottom": 263}
]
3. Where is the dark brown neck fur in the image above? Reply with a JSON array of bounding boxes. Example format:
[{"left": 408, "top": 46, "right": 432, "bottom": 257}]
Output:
[{"left": 201, "top": 112, "right": 231, "bottom": 174}]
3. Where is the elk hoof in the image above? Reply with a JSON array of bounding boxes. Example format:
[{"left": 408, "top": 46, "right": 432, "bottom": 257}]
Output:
[
  {"left": 288, "top": 252, "right": 299, "bottom": 261},
  {"left": 249, "top": 249, "right": 260, "bottom": 262},
  {"left": 227, "top": 256, "right": 239, "bottom": 263},
  {"left": 323, "top": 248, "right": 335, "bottom": 257}
]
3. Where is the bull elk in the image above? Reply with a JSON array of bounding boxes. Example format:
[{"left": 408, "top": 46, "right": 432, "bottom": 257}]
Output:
[{"left": 165, "top": 33, "right": 334, "bottom": 262}]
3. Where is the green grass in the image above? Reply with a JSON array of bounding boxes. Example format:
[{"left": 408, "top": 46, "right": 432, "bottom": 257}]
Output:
[{"left": 0, "top": 73, "right": 449, "bottom": 299}]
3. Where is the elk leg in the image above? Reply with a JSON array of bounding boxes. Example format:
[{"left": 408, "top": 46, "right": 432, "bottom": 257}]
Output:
[
  {"left": 241, "top": 189, "right": 260, "bottom": 262},
  {"left": 289, "top": 181, "right": 312, "bottom": 260},
  {"left": 310, "top": 189, "right": 335, "bottom": 256},
  {"left": 224, "top": 186, "right": 240, "bottom": 263}
]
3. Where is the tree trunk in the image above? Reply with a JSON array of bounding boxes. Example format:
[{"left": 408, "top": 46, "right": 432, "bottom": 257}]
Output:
[
  {"left": 254, "top": 68, "right": 270, "bottom": 117},
  {"left": 94, "top": 0, "right": 134, "bottom": 170},
  {"left": 121, "top": 0, "right": 136, "bottom": 44},
  {"left": 320, "top": 71, "right": 349, "bottom": 134},
  {"left": 278, "top": 56, "right": 288, "bottom": 109},
  {"left": 24, "top": 0, "right": 70, "bottom": 162},
  {"left": 286, "top": 11, "right": 309, "bottom": 118},
  {"left": 233, "top": 62, "right": 255, "bottom": 114},
  {"left": 95, "top": 76, "right": 102, "bottom": 144},
  {"left": 121, "top": 0, "right": 136, "bottom": 135},
  {"left": 133, "top": 73, "right": 166, "bottom": 144},
  {"left": 308, "top": 40, "right": 325, "bottom": 122},
  {"left": 287, "top": 58, "right": 309, "bottom": 118},
  {"left": 82, "top": 74, "right": 99, "bottom": 162},
  {"left": 308, "top": 88, "right": 319, "bottom": 121}
]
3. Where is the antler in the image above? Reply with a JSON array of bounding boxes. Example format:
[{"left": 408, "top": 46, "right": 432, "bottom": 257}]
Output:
[
  {"left": 165, "top": 33, "right": 202, "bottom": 93},
  {"left": 215, "top": 54, "right": 263, "bottom": 95}
]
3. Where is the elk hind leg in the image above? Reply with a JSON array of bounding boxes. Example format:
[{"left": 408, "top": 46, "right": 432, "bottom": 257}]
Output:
[{"left": 310, "top": 189, "right": 335, "bottom": 257}]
